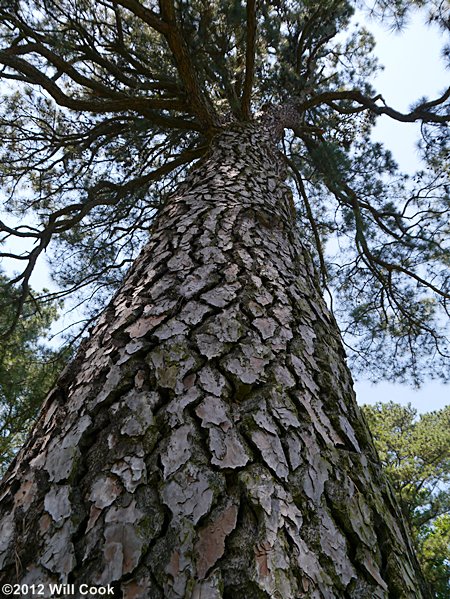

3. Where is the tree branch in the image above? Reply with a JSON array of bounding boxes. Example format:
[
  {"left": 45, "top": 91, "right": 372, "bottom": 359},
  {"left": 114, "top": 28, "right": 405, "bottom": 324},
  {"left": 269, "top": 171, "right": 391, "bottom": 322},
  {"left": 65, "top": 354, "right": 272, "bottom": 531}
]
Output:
[
  {"left": 285, "top": 155, "right": 328, "bottom": 288},
  {"left": 297, "top": 89, "right": 450, "bottom": 124},
  {"left": 0, "top": 145, "right": 206, "bottom": 341},
  {"left": 241, "top": 0, "right": 257, "bottom": 120},
  {"left": 0, "top": 51, "right": 187, "bottom": 113},
  {"left": 158, "top": 0, "right": 217, "bottom": 127},
  {"left": 113, "top": 0, "right": 169, "bottom": 34}
]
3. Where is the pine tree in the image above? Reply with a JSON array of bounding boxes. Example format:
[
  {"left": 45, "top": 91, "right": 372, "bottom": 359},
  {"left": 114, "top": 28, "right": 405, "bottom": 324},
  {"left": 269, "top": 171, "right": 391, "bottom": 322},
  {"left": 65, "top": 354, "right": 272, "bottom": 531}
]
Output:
[
  {"left": 0, "top": 270, "right": 63, "bottom": 475},
  {"left": 362, "top": 402, "right": 450, "bottom": 597},
  {"left": 0, "top": 1, "right": 448, "bottom": 597}
]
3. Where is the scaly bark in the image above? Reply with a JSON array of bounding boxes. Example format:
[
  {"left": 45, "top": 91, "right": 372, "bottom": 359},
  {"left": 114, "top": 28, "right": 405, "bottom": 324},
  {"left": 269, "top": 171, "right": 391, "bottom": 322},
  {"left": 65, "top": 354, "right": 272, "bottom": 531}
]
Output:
[{"left": 0, "top": 121, "right": 429, "bottom": 598}]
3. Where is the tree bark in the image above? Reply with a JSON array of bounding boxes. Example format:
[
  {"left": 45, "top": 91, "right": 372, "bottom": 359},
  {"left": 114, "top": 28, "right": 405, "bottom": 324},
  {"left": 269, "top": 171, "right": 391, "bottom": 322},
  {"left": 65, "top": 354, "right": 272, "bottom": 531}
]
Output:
[{"left": 0, "top": 122, "right": 429, "bottom": 598}]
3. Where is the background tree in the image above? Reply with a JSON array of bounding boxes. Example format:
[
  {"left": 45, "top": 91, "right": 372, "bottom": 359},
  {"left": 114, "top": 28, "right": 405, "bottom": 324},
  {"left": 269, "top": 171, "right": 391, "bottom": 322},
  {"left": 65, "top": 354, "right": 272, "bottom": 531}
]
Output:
[
  {"left": 362, "top": 402, "right": 450, "bottom": 597},
  {"left": 418, "top": 515, "right": 450, "bottom": 599},
  {"left": 0, "top": 0, "right": 448, "bottom": 597},
  {"left": 0, "top": 270, "right": 63, "bottom": 475}
]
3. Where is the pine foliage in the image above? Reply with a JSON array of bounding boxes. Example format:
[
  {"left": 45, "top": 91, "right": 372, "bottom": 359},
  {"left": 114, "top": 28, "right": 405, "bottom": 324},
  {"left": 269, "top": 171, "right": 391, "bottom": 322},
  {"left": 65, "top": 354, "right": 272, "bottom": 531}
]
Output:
[{"left": 0, "top": 0, "right": 449, "bottom": 381}]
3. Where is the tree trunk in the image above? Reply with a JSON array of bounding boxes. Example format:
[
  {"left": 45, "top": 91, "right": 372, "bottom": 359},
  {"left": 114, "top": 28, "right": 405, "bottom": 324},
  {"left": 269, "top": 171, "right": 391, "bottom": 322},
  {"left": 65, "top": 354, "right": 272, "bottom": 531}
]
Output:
[{"left": 0, "top": 122, "right": 429, "bottom": 598}]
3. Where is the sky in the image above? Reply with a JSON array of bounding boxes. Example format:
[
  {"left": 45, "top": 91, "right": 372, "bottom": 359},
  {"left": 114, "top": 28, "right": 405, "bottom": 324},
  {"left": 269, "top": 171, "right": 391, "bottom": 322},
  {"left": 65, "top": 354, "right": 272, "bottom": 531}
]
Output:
[
  {"left": 1, "top": 6, "right": 448, "bottom": 414},
  {"left": 353, "top": 7, "right": 449, "bottom": 412}
]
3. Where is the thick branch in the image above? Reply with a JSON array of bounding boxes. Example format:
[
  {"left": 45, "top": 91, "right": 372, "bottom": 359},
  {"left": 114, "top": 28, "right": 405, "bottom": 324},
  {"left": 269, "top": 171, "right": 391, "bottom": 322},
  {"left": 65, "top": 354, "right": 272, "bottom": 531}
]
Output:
[
  {"left": 241, "top": 0, "right": 257, "bottom": 120},
  {"left": 297, "top": 89, "right": 450, "bottom": 124},
  {"left": 113, "top": 0, "right": 169, "bottom": 34},
  {"left": 0, "top": 51, "right": 187, "bottom": 113},
  {"left": 5, "top": 43, "right": 138, "bottom": 99},
  {"left": 158, "top": 0, "right": 216, "bottom": 127}
]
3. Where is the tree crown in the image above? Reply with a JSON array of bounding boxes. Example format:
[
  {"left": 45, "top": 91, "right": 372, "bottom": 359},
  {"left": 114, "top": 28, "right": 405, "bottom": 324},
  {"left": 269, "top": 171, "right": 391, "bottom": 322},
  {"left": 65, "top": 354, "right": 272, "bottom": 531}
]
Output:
[{"left": 0, "top": 0, "right": 449, "bottom": 381}]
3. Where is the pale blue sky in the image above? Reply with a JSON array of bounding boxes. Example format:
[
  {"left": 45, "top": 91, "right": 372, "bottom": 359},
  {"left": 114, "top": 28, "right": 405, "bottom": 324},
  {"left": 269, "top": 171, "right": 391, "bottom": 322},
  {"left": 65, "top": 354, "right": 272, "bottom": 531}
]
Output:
[{"left": 354, "top": 9, "right": 449, "bottom": 412}]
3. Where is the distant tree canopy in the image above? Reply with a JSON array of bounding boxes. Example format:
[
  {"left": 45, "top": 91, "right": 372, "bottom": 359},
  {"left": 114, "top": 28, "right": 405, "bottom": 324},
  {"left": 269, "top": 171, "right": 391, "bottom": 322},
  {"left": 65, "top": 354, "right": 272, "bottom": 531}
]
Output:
[
  {"left": 0, "top": 270, "right": 63, "bottom": 474},
  {"left": 363, "top": 401, "right": 450, "bottom": 597},
  {"left": 0, "top": 0, "right": 449, "bottom": 382}
]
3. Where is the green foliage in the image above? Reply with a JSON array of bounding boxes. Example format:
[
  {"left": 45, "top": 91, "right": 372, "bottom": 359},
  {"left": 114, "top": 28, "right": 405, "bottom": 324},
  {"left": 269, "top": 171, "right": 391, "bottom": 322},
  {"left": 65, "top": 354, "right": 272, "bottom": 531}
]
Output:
[
  {"left": 418, "top": 514, "right": 450, "bottom": 599},
  {"left": 0, "top": 271, "right": 64, "bottom": 474},
  {"left": 365, "top": 0, "right": 450, "bottom": 31},
  {"left": 363, "top": 401, "right": 450, "bottom": 595}
]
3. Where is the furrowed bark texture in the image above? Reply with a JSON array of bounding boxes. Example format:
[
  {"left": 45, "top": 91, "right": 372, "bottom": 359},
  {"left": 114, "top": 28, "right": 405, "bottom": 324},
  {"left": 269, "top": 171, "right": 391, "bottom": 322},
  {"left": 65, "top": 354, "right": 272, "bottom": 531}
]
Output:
[{"left": 0, "top": 123, "right": 428, "bottom": 598}]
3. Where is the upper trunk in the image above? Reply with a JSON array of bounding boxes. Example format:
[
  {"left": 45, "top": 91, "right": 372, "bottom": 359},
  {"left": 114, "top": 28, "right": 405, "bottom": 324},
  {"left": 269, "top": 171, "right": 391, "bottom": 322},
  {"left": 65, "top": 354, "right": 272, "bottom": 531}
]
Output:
[{"left": 0, "top": 122, "right": 429, "bottom": 598}]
